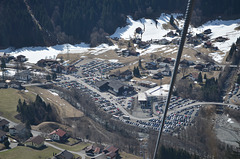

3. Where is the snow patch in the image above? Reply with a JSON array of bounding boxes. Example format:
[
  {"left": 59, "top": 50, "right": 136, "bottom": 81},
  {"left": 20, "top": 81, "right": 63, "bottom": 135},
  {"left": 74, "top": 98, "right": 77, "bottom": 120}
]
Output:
[
  {"left": 227, "top": 118, "right": 234, "bottom": 124},
  {"left": 111, "top": 13, "right": 182, "bottom": 41},
  {"left": 208, "top": 52, "right": 225, "bottom": 63},
  {"left": 108, "top": 59, "right": 118, "bottom": 63},
  {"left": 0, "top": 43, "right": 117, "bottom": 64},
  {"left": 48, "top": 90, "right": 59, "bottom": 96}
]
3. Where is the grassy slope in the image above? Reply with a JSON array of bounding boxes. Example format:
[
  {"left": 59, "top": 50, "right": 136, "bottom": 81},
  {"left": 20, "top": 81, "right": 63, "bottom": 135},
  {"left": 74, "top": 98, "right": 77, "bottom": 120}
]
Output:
[
  {"left": 119, "top": 151, "right": 142, "bottom": 159},
  {"left": 0, "top": 89, "right": 21, "bottom": 123},
  {"left": 0, "top": 146, "right": 60, "bottom": 159},
  {"left": 0, "top": 88, "right": 36, "bottom": 123}
]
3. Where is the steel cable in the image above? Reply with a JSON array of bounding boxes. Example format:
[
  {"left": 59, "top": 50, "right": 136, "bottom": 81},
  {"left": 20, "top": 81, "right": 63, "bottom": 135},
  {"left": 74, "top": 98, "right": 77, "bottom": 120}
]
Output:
[{"left": 153, "top": 0, "right": 195, "bottom": 158}]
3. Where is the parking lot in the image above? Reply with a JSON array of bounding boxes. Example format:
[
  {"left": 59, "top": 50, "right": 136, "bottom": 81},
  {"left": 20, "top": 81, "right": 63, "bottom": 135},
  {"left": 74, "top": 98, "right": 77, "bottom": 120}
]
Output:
[
  {"left": 75, "top": 59, "right": 124, "bottom": 78},
  {"left": 54, "top": 72, "right": 204, "bottom": 134},
  {"left": 53, "top": 59, "right": 240, "bottom": 134}
]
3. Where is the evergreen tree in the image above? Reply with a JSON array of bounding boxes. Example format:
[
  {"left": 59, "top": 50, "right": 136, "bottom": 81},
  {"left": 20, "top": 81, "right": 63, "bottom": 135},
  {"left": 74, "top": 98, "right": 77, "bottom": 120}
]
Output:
[
  {"left": 204, "top": 74, "right": 207, "bottom": 79},
  {"left": 237, "top": 74, "right": 240, "bottom": 84},
  {"left": 52, "top": 72, "right": 57, "bottom": 81},
  {"left": 4, "top": 137, "right": 10, "bottom": 149},
  {"left": 25, "top": 120, "right": 31, "bottom": 130},
  {"left": 197, "top": 72, "right": 203, "bottom": 83},
  {"left": 226, "top": 43, "right": 236, "bottom": 61},
  {"left": 134, "top": 66, "right": 141, "bottom": 78},
  {"left": 17, "top": 94, "right": 56, "bottom": 125},
  {"left": 46, "top": 74, "right": 51, "bottom": 81},
  {"left": 1, "top": 58, "right": 6, "bottom": 80},
  {"left": 170, "top": 15, "right": 174, "bottom": 25},
  {"left": 17, "top": 99, "right": 22, "bottom": 113}
]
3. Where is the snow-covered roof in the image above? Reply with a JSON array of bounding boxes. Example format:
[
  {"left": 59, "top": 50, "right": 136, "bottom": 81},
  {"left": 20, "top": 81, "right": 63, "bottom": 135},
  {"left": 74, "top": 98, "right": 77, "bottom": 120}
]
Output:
[
  {"left": 145, "top": 85, "right": 169, "bottom": 97},
  {"left": 138, "top": 92, "right": 147, "bottom": 101}
]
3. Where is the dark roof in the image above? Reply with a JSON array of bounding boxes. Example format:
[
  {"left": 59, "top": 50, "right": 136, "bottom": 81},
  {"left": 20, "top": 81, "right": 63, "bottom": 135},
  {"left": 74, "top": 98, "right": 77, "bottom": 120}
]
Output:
[
  {"left": 180, "top": 59, "right": 189, "bottom": 64},
  {"left": 11, "top": 123, "right": 25, "bottom": 131},
  {"left": 0, "top": 119, "right": 9, "bottom": 127},
  {"left": 0, "top": 83, "right": 7, "bottom": 88},
  {"left": 95, "top": 80, "right": 109, "bottom": 88},
  {"left": 0, "top": 130, "right": 6, "bottom": 137},
  {"left": 55, "top": 150, "right": 74, "bottom": 159},
  {"left": 26, "top": 135, "right": 45, "bottom": 145},
  {"left": 108, "top": 80, "right": 126, "bottom": 90},
  {"left": 17, "top": 55, "right": 26, "bottom": 58},
  {"left": 120, "top": 70, "right": 132, "bottom": 76},
  {"left": 146, "top": 62, "right": 157, "bottom": 66}
]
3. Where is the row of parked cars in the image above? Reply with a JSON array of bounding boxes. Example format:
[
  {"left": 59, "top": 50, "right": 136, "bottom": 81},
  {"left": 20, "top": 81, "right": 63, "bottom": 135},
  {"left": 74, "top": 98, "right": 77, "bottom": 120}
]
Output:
[
  {"left": 55, "top": 75, "right": 200, "bottom": 134},
  {"left": 155, "top": 96, "right": 197, "bottom": 113},
  {"left": 55, "top": 80, "right": 127, "bottom": 117},
  {"left": 80, "top": 60, "right": 124, "bottom": 77}
]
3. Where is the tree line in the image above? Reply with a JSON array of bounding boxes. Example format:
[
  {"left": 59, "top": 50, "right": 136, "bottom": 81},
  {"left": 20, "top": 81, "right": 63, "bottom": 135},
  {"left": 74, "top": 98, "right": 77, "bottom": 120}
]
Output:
[
  {"left": 17, "top": 94, "right": 57, "bottom": 125},
  {"left": 1, "top": 0, "right": 240, "bottom": 48}
]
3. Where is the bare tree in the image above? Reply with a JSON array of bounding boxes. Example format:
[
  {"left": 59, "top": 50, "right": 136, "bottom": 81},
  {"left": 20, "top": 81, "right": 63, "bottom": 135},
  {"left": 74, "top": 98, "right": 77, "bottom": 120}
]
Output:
[{"left": 180, "top": 66, "right": 188, "bottom": 77}]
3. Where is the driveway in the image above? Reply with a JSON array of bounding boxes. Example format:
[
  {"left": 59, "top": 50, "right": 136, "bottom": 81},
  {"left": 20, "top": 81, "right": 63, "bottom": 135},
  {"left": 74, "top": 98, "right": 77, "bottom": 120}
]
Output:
[{"left": 45, "top": 142, "right": 86, "bottom": 159}]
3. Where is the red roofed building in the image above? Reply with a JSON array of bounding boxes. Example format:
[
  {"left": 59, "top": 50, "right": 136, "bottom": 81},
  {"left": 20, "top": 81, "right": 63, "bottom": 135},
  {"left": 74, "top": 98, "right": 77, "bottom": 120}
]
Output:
[
  {"left": 94, "top": 147, "right": 101, "bottom": 155},
  {"left": 49, "top": 129, "right": 67, "bottom": 141},
  {"left": 103, "top": 145, "right": 119, "bottom": 159}
]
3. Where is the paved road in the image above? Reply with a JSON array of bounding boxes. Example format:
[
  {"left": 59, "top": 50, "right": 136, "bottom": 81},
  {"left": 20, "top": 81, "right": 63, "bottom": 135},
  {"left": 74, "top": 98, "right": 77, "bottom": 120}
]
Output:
[
  {"left": 64, "top": 75, "right": 132, "bottom": 119},
  {"left": 63, "top": 75, "right": 240, "bottom": 121}
]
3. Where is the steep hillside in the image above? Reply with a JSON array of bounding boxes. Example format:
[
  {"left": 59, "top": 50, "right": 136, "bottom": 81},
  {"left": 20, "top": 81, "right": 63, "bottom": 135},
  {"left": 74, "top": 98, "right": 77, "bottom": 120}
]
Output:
[{"left": 0, "top": 0, "right": 240, "bottom": 49}]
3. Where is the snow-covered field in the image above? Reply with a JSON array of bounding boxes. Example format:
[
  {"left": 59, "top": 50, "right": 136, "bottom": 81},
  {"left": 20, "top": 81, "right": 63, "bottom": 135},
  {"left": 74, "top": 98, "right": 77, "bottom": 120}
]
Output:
[
  {"left": 111, "top": 14, "right": 240, "bottom": 63},
  {"left": 1, "top": 13, "right": 240, "bottom": 64},
  {"left": 1, "top": 43, "right": 117, "bottom": 64},
  {"left": 111, "top": 13, "right": 182, "bottom": 41}
]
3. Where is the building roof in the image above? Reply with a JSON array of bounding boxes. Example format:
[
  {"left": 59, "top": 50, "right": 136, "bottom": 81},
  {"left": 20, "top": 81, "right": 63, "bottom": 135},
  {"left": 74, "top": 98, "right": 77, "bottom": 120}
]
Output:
[
  {"left": 50, "top": 129, "right": 66, "bottom": 137},
  {"left": 106, "top": 151, "right": 116, "bottom": 158},
  {"left": 120, "top": 69, "right": 132, "bottom": 76},
  {"left": 54, "top": 150, "right": 74, "bottom": 159},
  {"left": 108, "top": 80, "right": 126, "bottom": 90},
  {"left": 138, "top": 92, "right": 147, "bottom": 101},
  {"left": 0, "top": 119, "right": 9, "bottom": 127},
  {"left": 95, "top": 80, "right": 109, "bottom": 88},
  {"left": 0, "top": 83, "right": 7, "bottom": 88},
  {"left": 17, "top": 55, "right": 26, "bottom": 58},
  {"left": 145, "top": 85, "right": 169, "bottom": 97},
  {"left": 26, "top": 135, "right": 45, "bottom": 145},
  {"left": 0, "top": 130, "right": 6, "bottom": 137},
  {"left": 94, "top": 147, "right": 101, "bottom": 154},
  {"left": 104, "top": 145, "right": 119, "bottom": 153},
  {"left": 0, "top": 52, "right": 5, "bottom": 57},
  {"left": 10, "top": 123, "right": 25, "bottom": 131},
  {"left": 85, "top": 144, "right": 94, "bottom": 151}
]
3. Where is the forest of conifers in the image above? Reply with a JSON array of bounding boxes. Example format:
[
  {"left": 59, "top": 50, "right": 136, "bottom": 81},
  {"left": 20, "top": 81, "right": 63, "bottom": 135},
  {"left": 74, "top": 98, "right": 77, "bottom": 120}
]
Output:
[{"left": 0, "top": 0, "right": 240, "bottom": 49}]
